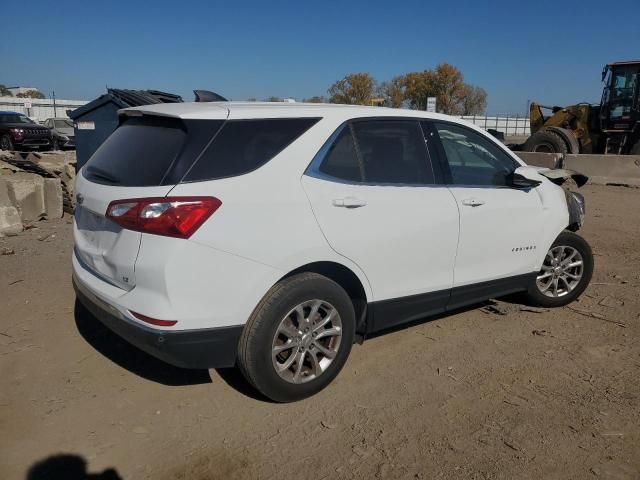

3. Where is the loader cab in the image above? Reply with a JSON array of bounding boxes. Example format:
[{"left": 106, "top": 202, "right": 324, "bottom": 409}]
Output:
[{"left": 600, "top": 62, "right": 640, "bottom": 132}]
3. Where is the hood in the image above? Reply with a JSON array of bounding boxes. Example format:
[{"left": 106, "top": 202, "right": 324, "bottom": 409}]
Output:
[{"left": 2, "top": 122, "right": 44, "bottom": 129}]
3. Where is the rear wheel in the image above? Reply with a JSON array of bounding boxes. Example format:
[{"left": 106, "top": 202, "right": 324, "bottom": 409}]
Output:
[
  {"left": 524, "top": 231, "right": 593, "bottom": 307},
  {"left": 524, "top": 129, "right": 568, "bottom": 154},
  {"left": 0, "top": 134, "right": 14, "bottom": 151},
  {"left": 237, "top": 273, "right": 355, "bottom": 402}
]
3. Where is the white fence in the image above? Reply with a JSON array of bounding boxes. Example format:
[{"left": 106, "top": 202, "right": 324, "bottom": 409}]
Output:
[
  {"left": 456, "top": 115, "right": 530, "bottom": 136},
  {"left": 0, "top": 96, "right": 88, "bottom": 122},
  {"left": 0, "top": 95, "right": 532, "bottom": 136}
]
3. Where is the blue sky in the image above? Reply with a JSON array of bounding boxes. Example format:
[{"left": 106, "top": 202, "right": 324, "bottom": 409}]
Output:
[{"left": 3, "top": 0, "right": 639, "bottom": 114}]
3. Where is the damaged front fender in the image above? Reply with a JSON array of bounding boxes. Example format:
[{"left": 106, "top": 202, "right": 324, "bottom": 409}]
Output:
[
  {"left": 565, "top": 190, "right": 586, "bottom": 231},
  {"left": 538, "top": 168, "right": 589, "bottom": 188}
]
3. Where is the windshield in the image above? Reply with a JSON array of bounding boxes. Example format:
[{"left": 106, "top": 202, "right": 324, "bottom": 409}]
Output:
[
  {"left": 604, "top": 65, "right": 639, "bottom": 121},
  {"left": 0, "top": 114, "right": 35, "bottom": 124}
]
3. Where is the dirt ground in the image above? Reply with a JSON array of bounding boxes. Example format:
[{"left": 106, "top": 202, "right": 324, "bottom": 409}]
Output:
[{"left": 1, "top": 184, "right": 639, "bottom": 480}]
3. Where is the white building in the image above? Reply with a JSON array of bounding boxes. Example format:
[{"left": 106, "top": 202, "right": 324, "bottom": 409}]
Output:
[{"left": 7, "top": 86, "right": 42, "bottom": 96}]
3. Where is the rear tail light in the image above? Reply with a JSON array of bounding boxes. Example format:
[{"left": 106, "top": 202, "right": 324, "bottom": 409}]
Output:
[{"left": 106, "top": 196, "right": 221, "bottom": 239}]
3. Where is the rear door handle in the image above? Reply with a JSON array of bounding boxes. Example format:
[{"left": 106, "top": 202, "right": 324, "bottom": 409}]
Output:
[
  {"left": 333, "top": 197, "right": 367, "bottom": 208},
  {"left": 461, "top": 197, "right": 485, "bottom": 207}
]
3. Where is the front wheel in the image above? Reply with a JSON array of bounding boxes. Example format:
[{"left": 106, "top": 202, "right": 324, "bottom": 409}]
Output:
[
  {"left": 237, "top": 272, "right": 355, "bottom": 402},
  {"left": 524, "top": 231, "right": 594, "bottom": 307},
  {"left": 0, "top": 134, "right": 14, "bottom": 151}
]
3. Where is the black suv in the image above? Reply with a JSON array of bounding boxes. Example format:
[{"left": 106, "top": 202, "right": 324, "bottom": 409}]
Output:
[{"left": 0, "top": 111, "right": 53, "bottom": 151}]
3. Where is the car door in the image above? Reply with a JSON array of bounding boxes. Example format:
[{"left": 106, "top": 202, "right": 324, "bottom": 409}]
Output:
[
  {"left": 424, "top": 121, "right": 545, "bottom": 308},
  {"left": 302, "top": 118, "right": 460, "bottom": 331}
]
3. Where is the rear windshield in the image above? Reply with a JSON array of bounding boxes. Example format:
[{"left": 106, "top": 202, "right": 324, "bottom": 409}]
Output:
[{"left": 83, "top": 116, "right": 319, "bottom": 186}]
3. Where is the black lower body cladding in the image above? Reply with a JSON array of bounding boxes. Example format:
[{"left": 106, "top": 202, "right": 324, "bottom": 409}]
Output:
[{"left": 73, "top": 275, "right": 243, "bottom": 369}]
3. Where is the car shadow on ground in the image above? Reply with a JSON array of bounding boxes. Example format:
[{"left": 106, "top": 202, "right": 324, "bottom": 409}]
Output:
[
  {"left": 74, "top": 296, "right": 525, "bottom": 398},
  {"left": 74, "top": 300, "right": 211, "bottom": 387},
  {"left": 26, "top": 454, "right": 122, "bottom": 480}
]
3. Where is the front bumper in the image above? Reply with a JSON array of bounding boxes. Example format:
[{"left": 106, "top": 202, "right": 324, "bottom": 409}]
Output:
[
  {"left": 15, "top": 137, "right": 52, "bottom": 148},
  {"left": 73, "top": 274, "right": 243, "bottom": 369}
]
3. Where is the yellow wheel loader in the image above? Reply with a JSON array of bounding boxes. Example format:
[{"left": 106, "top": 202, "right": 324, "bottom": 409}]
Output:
[{"left": 524, "top": 61, "right": 640, "bottom": 155}]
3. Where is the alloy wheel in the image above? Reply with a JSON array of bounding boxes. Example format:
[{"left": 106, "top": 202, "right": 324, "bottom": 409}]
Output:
[
  {"left": 271, "top": 299, "right": 342, "bottom": 384},
  {"left": 536, "top": 245, "right": 584, "bottom": 297}
]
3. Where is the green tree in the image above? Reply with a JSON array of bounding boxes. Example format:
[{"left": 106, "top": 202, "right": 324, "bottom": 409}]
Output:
[
  {"left": 328, "top": 73, "right": 376, "bottom": 105},
  {"left": 16, "top": 89, "right": 45, "bottom": 99},
  {"left": 303, "top": 95, "right": 326, "bottom": 103},
  {"left": 0, "top": 84, "right": 12, "bottom": 97},
  {"left": 264, "top": 96, "right": 282, "bottom": 102}
]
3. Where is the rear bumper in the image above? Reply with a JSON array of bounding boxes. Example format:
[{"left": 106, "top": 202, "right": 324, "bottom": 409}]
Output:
[{"left": 73, "top": 274, "right": 243, "bottom": 369}]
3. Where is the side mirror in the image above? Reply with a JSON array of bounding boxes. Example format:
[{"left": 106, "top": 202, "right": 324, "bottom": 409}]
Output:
[{"left": 509, "top": 166, "right": 542, "bottom": 189}]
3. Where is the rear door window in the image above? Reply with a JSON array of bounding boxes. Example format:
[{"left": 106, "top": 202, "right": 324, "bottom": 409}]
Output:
[
  {"left": 313, "top": 119, "right": 435, "bottom": 185},
  {"left": 352, "top": 120, "right": 434, "bottom": 184},
  {"left": 183, "top": 118, "right": 320, "bottom": 182},
  {"left": 318, "top": 126, "right": 362, "bottom": 182}
]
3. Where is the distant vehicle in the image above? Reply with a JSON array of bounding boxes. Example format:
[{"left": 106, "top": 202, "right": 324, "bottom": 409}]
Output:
[
  {"left": 524, "top": 61, "right": 640, "bottom": 155},
  {"left": 73, "top": 102, "right": 593, "bottom": 402},
  {"left": 43, "top": 117, "right": 75, "bottom": 150},
  {"left": 0, "top": 111, "right": 52, "bottom": 151}
]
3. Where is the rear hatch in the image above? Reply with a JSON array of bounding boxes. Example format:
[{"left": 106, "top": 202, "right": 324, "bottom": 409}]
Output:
[{"left": 74, "top": 109, "right": 227, "bottom": 290}]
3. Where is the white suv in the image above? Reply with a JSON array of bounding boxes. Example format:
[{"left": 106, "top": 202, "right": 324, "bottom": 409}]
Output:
[{"left": 73, "top": 102, "right": 593, "bottom": 402}]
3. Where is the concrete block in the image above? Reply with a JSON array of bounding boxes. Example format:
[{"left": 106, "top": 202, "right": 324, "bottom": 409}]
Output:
[
  {"left": 564, "top": 154, "right": 640, "bottom": 186},
  {"left": 0, "top": 206, "right": 23, "bottom": 235},
  {"left": 43, "top": 178, "right": 63, "bottom": 219},
  {"left": 0, "top": 178, "right": 11, "bottom": 206},
  {"left": 5, "top": 172, "right": 46, "bottom": 223},
  {"left": 515, "top": 151, "right": 563, "bottom": 169}
]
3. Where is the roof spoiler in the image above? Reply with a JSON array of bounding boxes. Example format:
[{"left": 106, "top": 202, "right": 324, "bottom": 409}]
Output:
[{"left": 194, "top": 90, "right": 228, "bottom": 102}]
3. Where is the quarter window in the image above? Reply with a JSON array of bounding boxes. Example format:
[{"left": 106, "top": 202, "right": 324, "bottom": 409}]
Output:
[
  {"left": 185, "top": 118, "right": 320, "bottom": 182},
  {"left": 433, "top": 122, "right": 518, "bottom": 186}
]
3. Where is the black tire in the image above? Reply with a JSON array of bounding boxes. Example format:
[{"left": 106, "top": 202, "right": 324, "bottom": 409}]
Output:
[
  {"left": 237, "top": 272, "right": 355, "bottom": 402},
  {"left": 548, "top": 127, "right": 580, "bottom": 154},
  {"left": 0, "top": 134, "right": 14, "bottom": 151},
  {"left": 631, "top": 140, "right": 640, "bottom": 155},
  {"left": 524, "top": 231, "right": 593, "bottom": 308},
  {"left": 524, "top": 129, "right": 569, "bottom": 154}
]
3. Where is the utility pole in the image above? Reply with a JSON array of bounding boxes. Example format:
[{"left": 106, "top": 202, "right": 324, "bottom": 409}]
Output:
[{"left": 52, "top": 90, "right": 57, "bottom": 117}]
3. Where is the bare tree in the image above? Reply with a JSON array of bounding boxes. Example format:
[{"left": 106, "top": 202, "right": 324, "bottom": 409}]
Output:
[
  {"left": 377, "top": 76, "right": 405, "bottom": 108},
  {"left": 460, "top": 85, "right": 487, "bottom": 115}
]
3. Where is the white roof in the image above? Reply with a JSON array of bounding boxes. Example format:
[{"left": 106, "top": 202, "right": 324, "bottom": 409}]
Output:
[{"left": 122, "top": 101, "right": 456, "bottom": 122}]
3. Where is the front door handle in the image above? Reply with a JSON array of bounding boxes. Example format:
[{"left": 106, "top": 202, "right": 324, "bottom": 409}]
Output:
[
  {"left": 461, "top": 197, "right": 485, "bottom": 207},
  {"left": 333, "top": 197, "right": 367, "bottom": 208}
]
